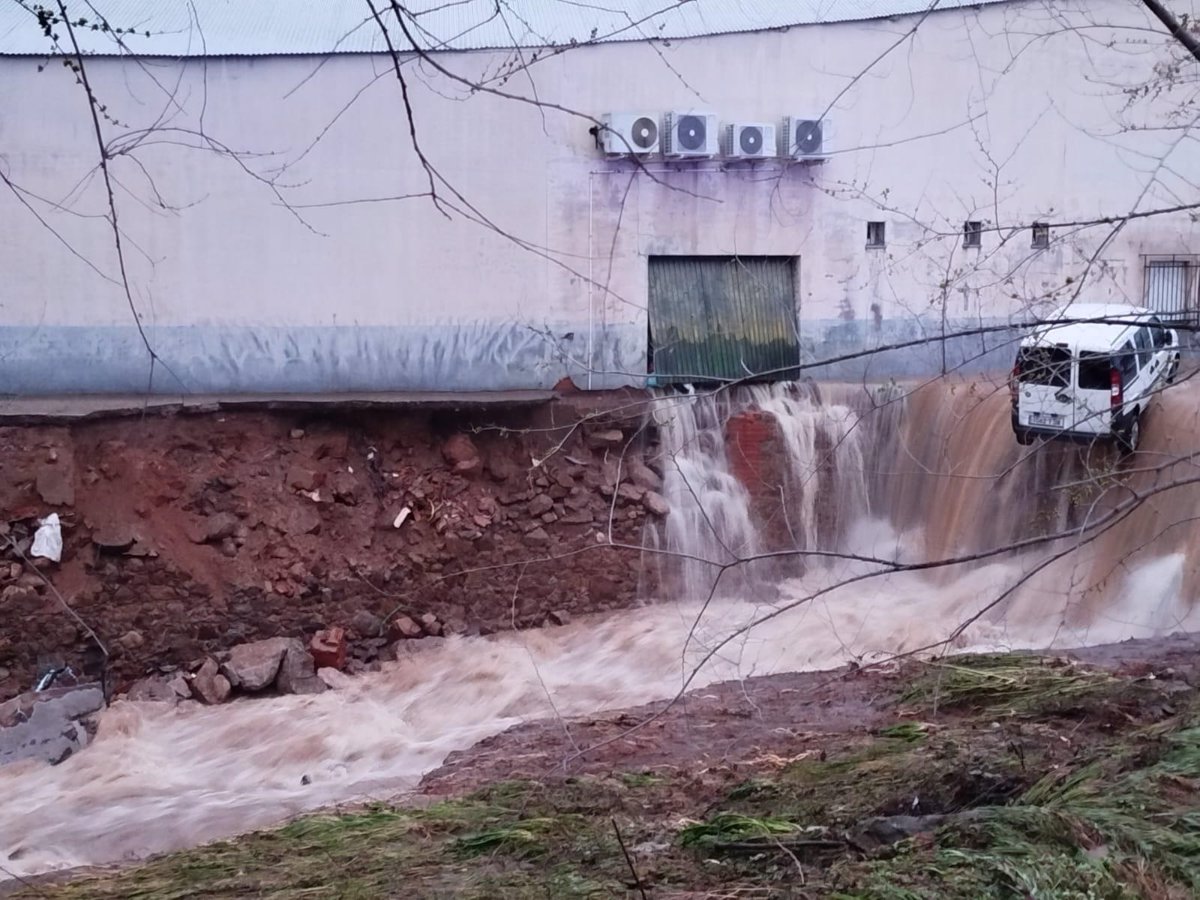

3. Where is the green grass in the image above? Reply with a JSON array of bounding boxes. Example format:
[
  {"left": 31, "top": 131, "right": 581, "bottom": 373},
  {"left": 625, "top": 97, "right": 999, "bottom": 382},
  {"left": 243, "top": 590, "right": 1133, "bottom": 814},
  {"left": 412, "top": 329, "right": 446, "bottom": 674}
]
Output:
[
  {"left": 899, "top": 652, "right": 1126, "bottom": 716},
  {"left": 831, "top": 665, "right": 1200, "bottom": 899},
  {"left": 678, "top": 812, "right": 805, "bottom": 848}
]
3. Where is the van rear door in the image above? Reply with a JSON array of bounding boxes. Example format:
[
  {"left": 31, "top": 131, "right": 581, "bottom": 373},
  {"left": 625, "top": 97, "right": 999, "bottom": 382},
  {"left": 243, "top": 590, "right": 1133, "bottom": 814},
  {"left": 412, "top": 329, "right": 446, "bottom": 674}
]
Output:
[
  {"left": 1015, "top": 344, "right": 1074, "bottom": 432},
  {"left": 1076, "top": 351, "right": 1116, "bottom": 436}
]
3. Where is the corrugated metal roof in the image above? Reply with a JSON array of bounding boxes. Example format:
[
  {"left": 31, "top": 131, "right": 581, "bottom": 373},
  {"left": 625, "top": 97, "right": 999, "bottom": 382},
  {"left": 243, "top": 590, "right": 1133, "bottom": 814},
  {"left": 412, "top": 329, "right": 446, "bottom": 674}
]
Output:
[{"left": 0, "top": 0, "right": 1014, "bottom": 57}]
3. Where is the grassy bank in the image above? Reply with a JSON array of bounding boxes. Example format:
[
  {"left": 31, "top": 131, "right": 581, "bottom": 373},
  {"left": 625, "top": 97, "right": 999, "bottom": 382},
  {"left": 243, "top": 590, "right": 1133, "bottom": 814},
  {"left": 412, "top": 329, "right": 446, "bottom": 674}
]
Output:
[{"left": 14, "top": 652, "right": 1199, "bottom": 899}]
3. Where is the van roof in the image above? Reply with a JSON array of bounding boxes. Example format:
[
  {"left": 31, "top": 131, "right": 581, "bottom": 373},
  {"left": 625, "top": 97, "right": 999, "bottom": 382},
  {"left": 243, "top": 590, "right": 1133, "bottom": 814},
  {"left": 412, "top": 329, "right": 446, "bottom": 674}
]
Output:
[{"left": 1022, "top": 302, "right": 1157, "bottom": 352}]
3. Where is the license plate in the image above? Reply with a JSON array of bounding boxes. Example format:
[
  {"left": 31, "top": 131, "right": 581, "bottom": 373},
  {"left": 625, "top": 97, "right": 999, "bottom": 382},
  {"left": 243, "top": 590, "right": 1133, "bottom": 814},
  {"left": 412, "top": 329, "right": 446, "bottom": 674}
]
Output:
[{"left": 1030, "top": 412, "right": 1063, "bottom": 427}]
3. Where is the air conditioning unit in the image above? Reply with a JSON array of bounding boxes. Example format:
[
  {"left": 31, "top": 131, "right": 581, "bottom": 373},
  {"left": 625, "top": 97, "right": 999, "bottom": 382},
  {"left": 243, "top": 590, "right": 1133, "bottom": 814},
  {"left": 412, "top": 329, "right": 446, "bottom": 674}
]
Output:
[
  {"left": 723, "top": 122, "right": 776, "bottom": 159},
  {"left": 663, "top": 111, "right": 719, "bottom": 158},
  {"left": 599, "top": 112, "right": 660, "bottom": 156},
  {"left": 780, "top": 116, "right": 830, "bottom": 160}
]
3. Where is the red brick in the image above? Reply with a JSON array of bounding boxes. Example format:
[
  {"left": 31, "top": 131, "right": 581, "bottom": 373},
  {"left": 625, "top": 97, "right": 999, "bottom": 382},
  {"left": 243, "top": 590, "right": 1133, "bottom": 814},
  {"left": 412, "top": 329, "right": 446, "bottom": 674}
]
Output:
[{"left": 309, "top": 626, "right": 347, "bottom": 670}]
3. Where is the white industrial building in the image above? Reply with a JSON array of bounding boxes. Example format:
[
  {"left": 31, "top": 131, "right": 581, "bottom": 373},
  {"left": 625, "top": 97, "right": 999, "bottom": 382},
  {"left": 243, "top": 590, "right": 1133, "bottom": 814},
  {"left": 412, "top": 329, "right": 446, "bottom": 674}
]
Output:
[{"left": 0, "top": 0, "right": 1197, "bottom": 394}]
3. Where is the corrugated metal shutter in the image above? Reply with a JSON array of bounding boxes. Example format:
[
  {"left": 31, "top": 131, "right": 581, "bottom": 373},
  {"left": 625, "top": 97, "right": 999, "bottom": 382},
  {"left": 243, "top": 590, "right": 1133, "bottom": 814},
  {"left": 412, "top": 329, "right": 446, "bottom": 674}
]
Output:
[
  {"left": 648, "top": 256, "right": 800, "bottom": 384},
  {"left": 1144, "top": 261, "right": 1195, "bottom": 323}
]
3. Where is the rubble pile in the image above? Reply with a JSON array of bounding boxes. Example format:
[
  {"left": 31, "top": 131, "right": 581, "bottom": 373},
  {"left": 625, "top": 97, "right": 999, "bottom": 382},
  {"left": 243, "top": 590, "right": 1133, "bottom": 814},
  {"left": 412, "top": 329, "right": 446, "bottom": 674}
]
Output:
[{"left": 0, "top": 403, "right": 664, "bottom": 701}]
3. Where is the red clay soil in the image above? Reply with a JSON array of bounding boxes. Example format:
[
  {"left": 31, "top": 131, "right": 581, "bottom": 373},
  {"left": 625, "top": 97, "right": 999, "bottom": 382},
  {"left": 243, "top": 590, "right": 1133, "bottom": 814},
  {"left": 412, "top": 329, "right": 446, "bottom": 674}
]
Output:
[{"left": 0, "top": 396, "right": 664, "bottom": 700}]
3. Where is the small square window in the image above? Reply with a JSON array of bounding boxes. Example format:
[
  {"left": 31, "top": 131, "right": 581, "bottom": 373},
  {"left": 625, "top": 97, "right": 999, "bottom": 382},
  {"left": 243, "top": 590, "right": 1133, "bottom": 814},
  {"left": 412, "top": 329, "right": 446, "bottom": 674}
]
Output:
[
  {"left": 963, "top": 221, "right": 983, "bottom": 249},
  {"left": 1031, "top": 222, "right": 1050, "bottom": 249},
  {"left": 866, "top": 221, "right": 886, "bottom": 248}
]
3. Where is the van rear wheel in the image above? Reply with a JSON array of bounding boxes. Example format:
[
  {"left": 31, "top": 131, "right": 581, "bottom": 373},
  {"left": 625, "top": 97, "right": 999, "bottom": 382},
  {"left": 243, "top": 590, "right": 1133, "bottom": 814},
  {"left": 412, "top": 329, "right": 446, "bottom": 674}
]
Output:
[{"left": 1117, "top": 413, "right": 1140, "bottom": 455}]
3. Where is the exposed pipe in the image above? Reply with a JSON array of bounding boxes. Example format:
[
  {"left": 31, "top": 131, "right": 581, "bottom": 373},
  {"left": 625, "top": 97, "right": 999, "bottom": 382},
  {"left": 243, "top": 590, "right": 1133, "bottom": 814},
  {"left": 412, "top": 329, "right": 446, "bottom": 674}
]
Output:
[{"left": 587, "top": 171, "right": 594, "bottom": 390}]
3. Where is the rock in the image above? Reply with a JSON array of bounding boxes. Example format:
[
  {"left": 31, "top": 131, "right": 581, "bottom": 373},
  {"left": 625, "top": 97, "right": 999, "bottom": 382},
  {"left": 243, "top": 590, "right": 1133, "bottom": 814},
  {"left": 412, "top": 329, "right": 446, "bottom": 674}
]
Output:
[
  {"left": 589, "top": 575, "right": 618, "bottom": 604},
  {"left": 36, "top": 466, "right": 75, "bottom": 507},
  {"left": 168, "top": 674, "right": 191, "bottom": 698},
  {"left": 627, "top": 459, "right": 663, "bottom": 491},
  {"left": 528, "top": 494, "right": 555, "bottom": 516},
  {"left": 286, "top": 465, "right": 318, "bottom": 492},
  {"left": 442, "top": 434, "right": 481, "bottom": 475},
  {"left": 317, "top": 667, "right": 354, "bottom": 690},
  {"left": 117, "top": 630, "right": 145, "bottom": 652},
  {"left": 388, "top": 615, "right": 422, "bottom": 640},
  {"left": 290, "top": 428, "right": 306, "bottom": 439},
  {"left": 189, "top": 512, "right": 240, "bottom": 544},
  {"left": 617, "top": 482, "right": 646, "bottom": 503},
  {"left": 586, "top": 429, "right": 624, "bottom": 450},
  {"left": 0, "top": 684, "right": 105, "bottom": 766},
  {"left": 350, "top": 609, "right": 384, "bottom": 638},
  {"left": 329, "top": 471, "right": 358, "bottom": 505},
  {"left": 560, "top": 509, "right": 594, "bottom": 525},
  {"left": 92, "top": 522, "right": 136, "bottom": 553},
  {"left": 486, "top": 453, "right": 519, "bottom": 482},
  {"left": 276, "top": 639, "right": 327, "bottom": 694},
  {"left": 222, "top": 637, "right": 290, "bottom": 691},
  {"left": 526, "top": 527, "right": 550, "bottom": 544},
  {"left": 266, "top": 504, "right": 322, "bottom": 536},
  {"left": 310, "top": 626, "right": 347, "bottom": 670},
  {"left": 564, "top": 488, "right": 591, "bottom": 511},
  {"left": 547, "top": 609, "right": 571, "bottom": 626},
  {"left": 419, "top": 612, "right": 443, "bottom": 637},
  {"left": 315, "top": 433, "right": 350, "bottom": 461},
  {"left": 642, "top": 491, "right": 670, "bottom": 517},
  {"left": 191, "top": 659, "right": 231, "bottom": 704},
  {"left": 126, "top": 673, "right": 188, "bottom": 704}
]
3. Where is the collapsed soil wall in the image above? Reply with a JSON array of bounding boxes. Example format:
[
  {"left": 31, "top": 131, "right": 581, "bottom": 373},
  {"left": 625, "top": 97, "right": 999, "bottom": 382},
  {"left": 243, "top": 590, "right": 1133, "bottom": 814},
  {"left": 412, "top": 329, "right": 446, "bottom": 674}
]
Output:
[{"left": 0, "top": 395, "right": 663, "bottom": 700}]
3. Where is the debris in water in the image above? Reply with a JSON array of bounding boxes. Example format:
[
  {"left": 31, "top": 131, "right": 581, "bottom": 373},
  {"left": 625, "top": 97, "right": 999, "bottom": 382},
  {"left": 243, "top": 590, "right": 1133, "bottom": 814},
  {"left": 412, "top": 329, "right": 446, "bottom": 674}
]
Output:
[
  {"left": 393, "top": 507, "right": 411, "bottom": 528},
  {"left": 34, "top": 664, "right": 72, "bottom": 692}
]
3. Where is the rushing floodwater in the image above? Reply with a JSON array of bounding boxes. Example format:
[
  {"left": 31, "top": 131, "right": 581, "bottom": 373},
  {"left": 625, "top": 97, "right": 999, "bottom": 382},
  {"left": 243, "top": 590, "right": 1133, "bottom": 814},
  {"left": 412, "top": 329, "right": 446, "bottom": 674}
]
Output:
[{"left": 4, "top": 377, "right": 1200, "bottom": 879}]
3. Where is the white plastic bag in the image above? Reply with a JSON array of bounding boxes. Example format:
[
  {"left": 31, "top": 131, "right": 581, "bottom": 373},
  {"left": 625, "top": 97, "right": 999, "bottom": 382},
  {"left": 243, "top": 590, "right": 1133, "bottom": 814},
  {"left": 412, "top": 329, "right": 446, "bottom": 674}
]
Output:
[{"left": 31, "top": 513, "right": 62, "bottom": 562}]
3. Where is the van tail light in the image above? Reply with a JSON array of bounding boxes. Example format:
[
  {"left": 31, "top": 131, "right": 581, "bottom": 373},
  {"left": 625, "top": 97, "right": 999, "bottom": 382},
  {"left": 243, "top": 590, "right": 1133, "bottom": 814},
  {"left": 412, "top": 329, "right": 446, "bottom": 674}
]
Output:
[
  {"left": 1110, "top": 367, "right": 1123, "bottom": 408},
  {"left": 1010, "top": 365, "right": 1020, "bottom": 403}
]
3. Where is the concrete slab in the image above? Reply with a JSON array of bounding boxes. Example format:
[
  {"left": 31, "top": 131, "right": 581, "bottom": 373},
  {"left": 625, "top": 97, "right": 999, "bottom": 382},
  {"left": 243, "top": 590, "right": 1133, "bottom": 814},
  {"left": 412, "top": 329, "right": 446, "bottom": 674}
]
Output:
[
  {"left": 0, "top": 684, "right": 105, "bottom": 767},
  {"left": 0, "top": 391, "right": 557, "bottom": 424}
]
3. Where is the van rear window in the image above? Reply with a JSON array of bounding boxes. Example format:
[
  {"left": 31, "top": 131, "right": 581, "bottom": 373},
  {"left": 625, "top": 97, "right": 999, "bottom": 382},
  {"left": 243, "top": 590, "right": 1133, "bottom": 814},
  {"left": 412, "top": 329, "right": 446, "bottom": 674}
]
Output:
[
  {"left": 1078, "top": 352, "right": 1112, "bottom": 390},
  {"left": 1016, "top": 346, "right": 1070, "bottom": 387}
]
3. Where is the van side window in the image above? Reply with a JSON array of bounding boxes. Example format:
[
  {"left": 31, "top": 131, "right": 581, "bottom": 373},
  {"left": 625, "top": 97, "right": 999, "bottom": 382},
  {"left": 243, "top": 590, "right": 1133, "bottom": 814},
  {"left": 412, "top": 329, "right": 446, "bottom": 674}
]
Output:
[
  {"left": 1149, "top": 315, "right": 1170, "bottom": 348},
  {"left": 1116, "top": 341, "right": 1139, "bottom": 382},
  {"left": 1134, "top": 327, "right": 1152, "bottom": 368}
]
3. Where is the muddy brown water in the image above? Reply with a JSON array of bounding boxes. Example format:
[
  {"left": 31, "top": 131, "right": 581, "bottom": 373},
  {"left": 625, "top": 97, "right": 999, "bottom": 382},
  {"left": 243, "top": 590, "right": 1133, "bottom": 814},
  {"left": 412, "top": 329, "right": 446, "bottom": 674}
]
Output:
[{"left": 3, "top": 377, "right": 1199, "bottom": 880}]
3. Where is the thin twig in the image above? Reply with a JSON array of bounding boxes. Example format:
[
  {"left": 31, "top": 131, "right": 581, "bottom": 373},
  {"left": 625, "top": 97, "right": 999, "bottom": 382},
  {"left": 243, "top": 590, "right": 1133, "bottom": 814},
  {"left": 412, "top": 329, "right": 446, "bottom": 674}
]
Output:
[{"left": 611, "top": 817, "right": 649, "bottom": 900}]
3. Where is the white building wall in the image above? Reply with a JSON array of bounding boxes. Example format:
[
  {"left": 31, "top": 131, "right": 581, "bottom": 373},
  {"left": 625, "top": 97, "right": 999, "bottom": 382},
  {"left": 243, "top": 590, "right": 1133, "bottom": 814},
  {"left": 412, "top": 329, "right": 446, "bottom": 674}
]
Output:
[{"left": 0, "top": 0, "right": 1197, "bottom": 393}]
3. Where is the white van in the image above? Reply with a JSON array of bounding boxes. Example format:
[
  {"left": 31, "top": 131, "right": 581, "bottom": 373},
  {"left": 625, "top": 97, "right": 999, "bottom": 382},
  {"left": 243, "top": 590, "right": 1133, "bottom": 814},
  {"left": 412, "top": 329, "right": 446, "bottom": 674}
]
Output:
[{"left": 1010, "top": 303, "right": 1181, "bottom": 452}]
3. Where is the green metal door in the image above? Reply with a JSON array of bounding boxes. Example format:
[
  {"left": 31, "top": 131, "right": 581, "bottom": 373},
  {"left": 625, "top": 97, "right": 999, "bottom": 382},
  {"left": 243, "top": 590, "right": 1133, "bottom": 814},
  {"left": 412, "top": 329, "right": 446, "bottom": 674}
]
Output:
[{"left": 647, "top": 256, "right": 800, "bottom": 384}]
